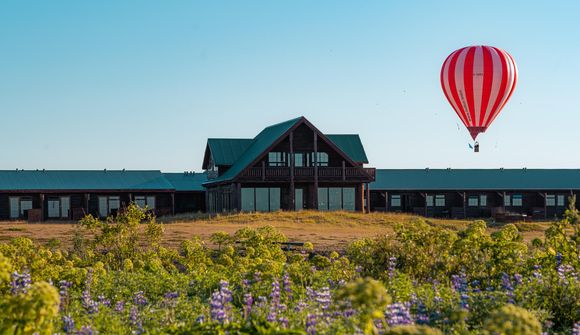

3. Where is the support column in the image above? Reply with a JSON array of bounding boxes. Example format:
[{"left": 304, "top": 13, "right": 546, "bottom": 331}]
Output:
[
  {"left": 236, "top": 183, "right": 242, "bottom": 212},
  {"left": 544, "top": 192, "right": 548, "bottom": 220},
  {"left": 171, "top": 193, "right": 175, "bottom": 216},
  {"left": 355, "top": 184, "right": 364, "bottom": 212},
  {"left": 365, "top": 183, "right": 370, "bottom": 213},
  {"left": 40, "top": 193, "right": 45, "bottom": 222},
  {"left": 384, "top": 191, "right": 388, "bottom": 212},
  {"left": 289, "top": 130, "right": 295, "bottom": 211},
  {"left": 463, "top": 192, "right": 467, "bottom": 219},
  {"left": 313, "top": 132, "right": 318, "bottom": 209},
  {"left": 85, "top": 193, "right": 90, "bottom": 215}
]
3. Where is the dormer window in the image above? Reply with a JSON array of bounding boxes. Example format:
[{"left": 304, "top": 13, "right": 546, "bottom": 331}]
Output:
[{"left": 268, "top": 152, "right": 287, "bottom": 167}]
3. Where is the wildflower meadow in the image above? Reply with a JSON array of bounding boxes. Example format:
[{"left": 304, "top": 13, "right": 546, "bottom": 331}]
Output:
[{"left": 0, "top": 202, "right": 579, "bottom": 334}]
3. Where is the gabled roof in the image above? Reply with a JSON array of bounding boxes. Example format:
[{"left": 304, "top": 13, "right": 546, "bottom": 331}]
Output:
[
  {"left": 202, "top": 138, "right": 253, "bottom": 168},
  {"left": 370, "top": 169, "right": 580, "bottom": 191},
  {"left": 163, "top": 172, "right": 207, "bottom": 192},
  {"left": 326, "top": 134, "right": 368, "bottom": 164},
  {"left": 206, "top": 117, "right": 303, "bottom": 184},
  {"left": 0, "top": 170, "right": 174, "bottom": 191}
]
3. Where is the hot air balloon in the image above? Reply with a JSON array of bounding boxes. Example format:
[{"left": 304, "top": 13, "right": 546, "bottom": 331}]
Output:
[{"left": 440, "top": 45, "right": 517, "bottom": 151}]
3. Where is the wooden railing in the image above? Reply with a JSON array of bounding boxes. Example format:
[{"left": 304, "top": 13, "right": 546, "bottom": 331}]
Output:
[{"left": 239, "top": 166, "right": 375, "bottom": 181}]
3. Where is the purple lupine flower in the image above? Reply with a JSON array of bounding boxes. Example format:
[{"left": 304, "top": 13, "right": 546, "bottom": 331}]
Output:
[
  {"left": 114, "top": 300, "right": 125, "bottom": 313},
  {"left": 253, "top": 271, "right": 262, "bottom": 283},
  {"left": 195, "top": 315, "right": 205, "bottom": 324},
  {"left": 267, "top": 279, "right": 281, "bottom": 322},
  {"left": 572, "top": 322, "right": 580, "bottom": 335},
  {"left": 77, "top": 325, "right": 95, "bottom": 335},
  {"left": 59, "top": 280, "right": 72, "bottom": 310},
  {"left": 164, "top": 291, "right": 179, "bottom": 299},
  {"left": 306, "top": 313, "right": 317, "bottom": 335},
  {"left": 385, "top": 302, "right": 414, "bottom": 326},
  {"left": 97, "top": 295, "right": 111, "bottom": 307},
  {"left": 501, "top": 272, "right": 515, "bottom": 304},
  {"left": 81, "top": 290, "right": 99, "bottom": 314},
  {"left": 295, "top": 300, "right": 308, "bottom": 312},
  {"left": 133, "top": 291, "right": 148, "bottom": 306},
  {"left": 315, "top": 287, "right": 331, "bottom": 313},
  {"left": 282, "top": 273, "right": 292, "bottom": 299},
  {"left": 533, "top": 265, "right": 543, "bottom": 283},
  {"left": 243, "top": 293, "right": 253, "bottom": 319},
  {"left": 471, "top": 280, "right": 481, "bottom": 293},
  {"left": 555, "top": 252, "right": 563, "bottom": 267},
  {"left": 388, "top": 256, "right": 397, "bottom": 278},
  {"left": 210, "top": 280, "right": 233, "bottom": 324},
  {"left": 451, "top": 272, "right": 470, "bottom": 309},
  {"left": 355, "top": 265, "right": 363, "bottom": 273},
  {"left": 62, "top": 314, "right": 75, "bottom": 334},
  {"left": 513, "top": 273, "right": 523, "bottom": 286},
  {"left": 414, "top": 300, "right": 430, "bottom": 325},
  {"left": 278, "top": 317, "right": 289, "bottom": 328},
  {"left": 10, "top": 271, "right": 31, "bottom": 295},
  {"left": 129, "top": 306, "right": 143, "bottom": 335},
  {"left": 242, "top": 278, "right": 251, "bottom": 288}
]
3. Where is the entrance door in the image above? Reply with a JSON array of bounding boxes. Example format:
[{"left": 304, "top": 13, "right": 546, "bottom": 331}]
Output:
[{"left": 295, "top": 188, "right": 303, "bottom": 211}]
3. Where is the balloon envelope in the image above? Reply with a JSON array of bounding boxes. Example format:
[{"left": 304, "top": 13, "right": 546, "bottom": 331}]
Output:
[{"left": 440, "top": 45, "right": 517, "bottom": 140}]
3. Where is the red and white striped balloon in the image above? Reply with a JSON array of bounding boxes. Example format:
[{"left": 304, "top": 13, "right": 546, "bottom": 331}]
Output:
[{"left": 441, "top": 45, "right": 517, "bottom": 140}]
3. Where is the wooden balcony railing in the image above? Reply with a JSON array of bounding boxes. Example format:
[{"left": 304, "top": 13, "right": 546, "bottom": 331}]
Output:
[{"left": 239, "top": 166, "right": 375, "bottom": 181}]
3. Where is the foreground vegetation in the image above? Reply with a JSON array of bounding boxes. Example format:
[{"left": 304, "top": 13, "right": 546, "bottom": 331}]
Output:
[{"left": 0, "top": 204, "right": 578, "bottom": 334}]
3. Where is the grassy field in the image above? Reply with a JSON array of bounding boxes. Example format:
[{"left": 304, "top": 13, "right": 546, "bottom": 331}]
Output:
[{"left": 0, "top": 211, "right": 551, "bottom": 251}]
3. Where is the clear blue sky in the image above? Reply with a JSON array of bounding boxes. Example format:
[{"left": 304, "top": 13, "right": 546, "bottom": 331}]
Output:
[{"left": 1, "top": 1, "right": 579, "bottom": 171}]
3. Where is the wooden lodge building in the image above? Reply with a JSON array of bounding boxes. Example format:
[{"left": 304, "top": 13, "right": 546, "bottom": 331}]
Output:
[{"left": 1, "top": 116, "right": 579, "bottom": 221}]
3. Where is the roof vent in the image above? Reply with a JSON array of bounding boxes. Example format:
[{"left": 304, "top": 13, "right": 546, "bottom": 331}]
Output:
[
  {"left": 122, "top": 168, "right": 126, "bottom": 172},
  {"left": 447, "top": 167, "right": 451, "bottom": 171},
  {"left": 104, "top": 169, "right": 107, "bottom": 172},
  {"left": 523, "top": 167, "right": 527, "bottom": 171},
  {"left": 500, "top": 167, "right": 504, "bottom": 171},
  {"left": 425, "top": 167, "right": 430, "bottom": 172}
]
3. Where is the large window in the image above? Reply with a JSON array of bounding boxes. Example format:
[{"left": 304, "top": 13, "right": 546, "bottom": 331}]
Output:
[
  {"left": 546, "top": 195, "right": 556, "bottom": 206},
  {"left": 557, "top": 195, "right": 565, "bottom": 206},
  {"left": 426, "top": 195, "right": 434, "bottom": 207},
  {"left": 47, "top": 196, "right": 70, "bottom": 218},
  {"left": 98, "top": 196, "right": 120, "bottom": 217},
  {"left": 391, "top": 195, "right": 401, "bottom": 207},
  {"left": 504, "top": 195, "right": 511, "bottom": 207},
  {"left": 294, "top": 153, "right": 305, "bottom": 167},
  {"left": 241, "top": 188, "right": 280, "bottom": 212},
  {"left": 9, "top": 197, "right": 33, "bottom": 219},
  {"left": 435, "top": 195, "right": 445, "bottom": 207},
  {"left": 134, "top": 195, "right": 156, "bottom": 210},
  {"left": 480, "top": 195, "right": 487, "bottom": 206},
  {"left": 318, "top": 187, "right": 356, "bottom": 211},
  {"left": 268, "top": 152, "right": 287, "bottom": 167},
  {"left": 468, "top": 196, "right": 479, "bottom": 207},
  {"left": 512, "top": 194, "right": 523, "bottom": 206}
]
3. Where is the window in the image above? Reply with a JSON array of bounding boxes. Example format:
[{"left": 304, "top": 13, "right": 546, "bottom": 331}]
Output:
[
  {"left": 98, "top": 196, "right": 121, "bottom": 217},
  {"left": 241, "top": 188, "right": 280, "bottom": 212},
  {"left": 468, "top": 196, "right": 479, "bottom": 207},
  {"left": 9, "top": 197, "right": 20, "bottom": 219},
  {"left": 311, "top": 152, "right": 329, "bottom": 167},
  {"left": 512, "top": 194, "right": 523, "bottom": 206},
  {"left": 504, "top": 195, "right": 511, "bottom": 206},
  {"left": 328, "top": 188, "right": 342, "bottom": 211},
  {"left": 268, "top": 152, "right": 287, "bottom": 167},
  {"left": 546, "top": 195, "right": 556, "bottom": 206},
  {"left": 48, "top": 197, "right": 70, "bottom": 218},
  {"left": 480, "top": 195, "right": 487, "bottom": 206},
  {"left": 435, "top": 195, "right": 445, "bottom": 207},
  {"left": 426, "top": 195, "right": 434, "bottom": 207},
  {"left": 294, "top": 153, "right": 304, "bottom": 167},
  {"left": 391, "top": 195, "right": 401, "bottom": 207},
  {"left": 134, "top": 195, "right": 156, "bottom": 210},
  {"left": 557, "top": 195, "right": 565, "bottom": 207},
  {"left": 343, "top": 188, "right": 355, "bottom": 211},
  {"left": 317, "top": 187, "right": 356, "bottom": 211}
]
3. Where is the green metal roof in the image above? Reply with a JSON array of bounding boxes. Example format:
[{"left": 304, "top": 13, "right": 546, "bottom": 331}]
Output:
[
  {"left": 326, "top": 134, "right": 369, "bottom": 163},
  {"left": 205, "top": 117, "right": 303, "bottom": 184},
  {"left": 207, "top": 139, "right": 253, "bottom": 166},
  {"left": 0, "top": 170, "right": 174, "bottom": 191},
  {"left": 371, "top": 169, "right": 580, "bottom": 191},
  {"left": 163, "top": 172, "right": 207, "bottom": 192}
]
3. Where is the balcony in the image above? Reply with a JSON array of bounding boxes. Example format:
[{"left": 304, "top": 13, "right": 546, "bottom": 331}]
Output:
[{"left": 239, "top": 166, "right": 376, "bottom": 182}]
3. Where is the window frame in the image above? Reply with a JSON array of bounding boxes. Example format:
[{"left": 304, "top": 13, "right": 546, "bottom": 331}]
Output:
[
  {"left": 435, "top": 194, "right": 445, "bottom": 207},
  {"left": 268, "top": 152, "right": 287, "bottom": 167}
]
